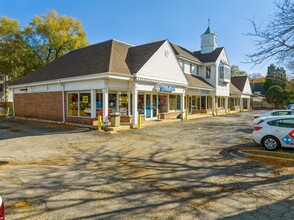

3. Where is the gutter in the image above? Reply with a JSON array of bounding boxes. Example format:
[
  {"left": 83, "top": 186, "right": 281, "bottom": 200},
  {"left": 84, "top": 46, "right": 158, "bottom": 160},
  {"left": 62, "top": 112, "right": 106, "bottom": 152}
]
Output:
[{"left": 58, "top": 81, "right": 65, "bottom": 124}]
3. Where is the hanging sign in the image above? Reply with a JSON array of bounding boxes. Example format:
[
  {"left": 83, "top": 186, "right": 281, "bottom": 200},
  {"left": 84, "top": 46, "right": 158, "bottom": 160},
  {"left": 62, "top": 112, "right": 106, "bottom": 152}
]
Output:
[{"left": 82, "top": 96, "right": 89, "bottom": 104}]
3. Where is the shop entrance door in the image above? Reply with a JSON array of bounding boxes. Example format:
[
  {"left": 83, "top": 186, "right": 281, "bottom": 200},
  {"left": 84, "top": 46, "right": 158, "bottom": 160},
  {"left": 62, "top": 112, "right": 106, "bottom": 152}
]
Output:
[
  {"left": 146, "top": 94, "right": 151, "bottom": 119},
  {"left": 152, "top": 94, "right": 158, "bottom": 118}
]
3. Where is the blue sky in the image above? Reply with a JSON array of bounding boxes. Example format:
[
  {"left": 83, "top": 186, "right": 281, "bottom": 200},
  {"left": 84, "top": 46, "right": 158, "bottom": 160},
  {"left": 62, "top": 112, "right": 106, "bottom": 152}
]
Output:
[{"left": 0, "top": 0, "right": 278, "bottom": 75}]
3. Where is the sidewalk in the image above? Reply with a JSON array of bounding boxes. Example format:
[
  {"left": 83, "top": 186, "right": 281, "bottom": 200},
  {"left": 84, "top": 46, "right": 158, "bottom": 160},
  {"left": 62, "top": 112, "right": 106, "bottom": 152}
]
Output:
[{"left": 104, "top": 111, "right": 243, "bottom": 131}]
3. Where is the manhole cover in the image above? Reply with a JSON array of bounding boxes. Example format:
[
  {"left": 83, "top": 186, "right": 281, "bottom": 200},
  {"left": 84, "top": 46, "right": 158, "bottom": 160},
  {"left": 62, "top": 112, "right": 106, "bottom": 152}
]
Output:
[{"left": 0, "top": 161, "right": 9, "bottom": 166}]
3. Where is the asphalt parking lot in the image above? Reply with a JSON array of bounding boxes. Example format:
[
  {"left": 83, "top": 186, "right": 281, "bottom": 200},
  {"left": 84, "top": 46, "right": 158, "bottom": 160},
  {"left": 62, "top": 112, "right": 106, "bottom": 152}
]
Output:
[{"left": 0, "top": 111, "right": 294, "bottom": 219}]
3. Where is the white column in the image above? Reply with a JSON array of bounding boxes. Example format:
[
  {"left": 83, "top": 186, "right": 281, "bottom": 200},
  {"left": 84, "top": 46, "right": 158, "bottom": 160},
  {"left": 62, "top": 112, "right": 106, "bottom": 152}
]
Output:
[
  {"left": 167, "top": 94, "right": 170, "bottom": 112},
  {"left": 240, "top": 97, "right": 243, "bottom": 111},
  {"left": 181, "top": 92, "right": 185, "bottom": 113},
  {"left": 205, "top": 96, "right": 208, "bottom": 110},
  {"left": 127, "top": 91, "right": 131, "bottom": 116},
  {"left": 91, "top": 89, "right": 96, "bottom": 118},
  {"left": 102, "top": 88, "right": 109, "bottom": 124},
  {"left": 116, "top": 92, "right": 119, "bottom": 112},
  {"left": 132, "top": 84, "right": 138, "bottom": 125},
  {"left": 225, "top": 97, "right": 229, "bottom": 113},
  {"left": 212, "top": 96, "right": 216, "bottom": 115},
  {"left": 247, "top": 98, "right": 250, "bottom": 110}
]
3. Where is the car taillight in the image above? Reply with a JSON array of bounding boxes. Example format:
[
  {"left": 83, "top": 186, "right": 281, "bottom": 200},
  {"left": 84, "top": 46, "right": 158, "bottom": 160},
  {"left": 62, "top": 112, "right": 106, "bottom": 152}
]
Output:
[
  {"left": 0, "top": 197, "right": 4, "bottom": 220},
  {"left": 254, "top": 126, "right": 262, "bottom": 131},
  {"left": 254, "top": 116, "right": 260, "bottom": 119}
]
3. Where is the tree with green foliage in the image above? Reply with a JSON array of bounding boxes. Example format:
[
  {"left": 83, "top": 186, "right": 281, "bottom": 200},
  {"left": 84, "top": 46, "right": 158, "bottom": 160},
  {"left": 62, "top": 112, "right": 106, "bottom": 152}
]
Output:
[
  {"left": 0, "top": 10, "right": 88, "bottom": 84},
  {"left": 264, "top": 64, "right": 287, "bottom": 91},
  {"left": 230, "top": 65, "right": 247, "bottom": 76},
  {"left": 266, "top": 85, "right": 284, "bottom": 108}
]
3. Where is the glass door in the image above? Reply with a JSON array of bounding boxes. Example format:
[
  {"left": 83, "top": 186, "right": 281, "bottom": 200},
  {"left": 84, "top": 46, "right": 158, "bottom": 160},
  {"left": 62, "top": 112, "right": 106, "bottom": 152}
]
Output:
[
  {"left": 152, "top": 94, "right": 157, "bottom": 118},
  {"left": 146, "top": 94, "right": 151, "bottom": 119}
]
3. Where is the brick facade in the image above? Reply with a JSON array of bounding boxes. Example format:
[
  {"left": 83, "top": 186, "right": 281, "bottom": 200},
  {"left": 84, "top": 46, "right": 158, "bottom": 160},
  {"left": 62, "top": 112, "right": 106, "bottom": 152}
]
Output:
[{"left": 14, "top": 92, "right": 63, "bottom": 121}]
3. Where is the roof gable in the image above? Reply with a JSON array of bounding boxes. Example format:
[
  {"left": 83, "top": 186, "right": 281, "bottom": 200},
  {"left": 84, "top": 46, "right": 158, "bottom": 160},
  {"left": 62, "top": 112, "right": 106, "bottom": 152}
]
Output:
[
  {"left": 170, "top": 43, "right": 201, "bottom": 63},
  {"left": 126, "top": 40, "right": 166, "bottom": 73},
  {"left": 135, "top": 41, "right": 188, "bottom": 85},
  {"left": 231, "top": 76, "right": 247, "bottom": 91}
]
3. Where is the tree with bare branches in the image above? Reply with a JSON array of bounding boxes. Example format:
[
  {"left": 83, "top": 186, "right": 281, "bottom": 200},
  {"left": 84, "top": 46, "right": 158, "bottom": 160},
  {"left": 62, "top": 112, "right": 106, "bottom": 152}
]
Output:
[{"left": 247, "top": 0, "right": 294, "bottom": 72}]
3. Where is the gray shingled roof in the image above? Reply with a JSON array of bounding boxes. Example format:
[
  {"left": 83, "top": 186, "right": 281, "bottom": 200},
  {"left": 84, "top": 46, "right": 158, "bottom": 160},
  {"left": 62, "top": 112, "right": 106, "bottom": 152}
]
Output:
[
  {"left": 170, "top": 43, "right": 201, "bottom": 63},
  {"left": 126, "top": 40, "right": 165, "bottom": 73},
  {"left": 231, "top": 75, "right": 248, "bottom": 92},
  {"left": 185, "top": 74, "right": 214, "bottom": 90},
  {"left": 193, "top": 47, "right": 223, "bottom": 63},
  {"left": 13, "top": 40, "right": 168, "bottom": 85},
  {"left": 13, "top": 40, "right": 132, "bottom": 85},
  {"left": 230, "top": 82, "right": 241, "bottom": 94}
]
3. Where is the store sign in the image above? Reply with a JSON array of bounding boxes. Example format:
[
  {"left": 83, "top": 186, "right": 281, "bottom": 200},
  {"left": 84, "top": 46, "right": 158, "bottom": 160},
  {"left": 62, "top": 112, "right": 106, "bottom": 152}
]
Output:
[
  {"left": 161, "top": 85, "right": 175, "bottom": 92},
  {"left": 154, "top": 83, "right": 175, "bottom": 92},
  {"left": 119, "top": 96, "right": 128, "bottom": 104},
  {"left": 82, "top": 96, "right": 89, "bottom": 103},
  {"left": 201, "top": 90, "right": 210, "bottom": 95}
]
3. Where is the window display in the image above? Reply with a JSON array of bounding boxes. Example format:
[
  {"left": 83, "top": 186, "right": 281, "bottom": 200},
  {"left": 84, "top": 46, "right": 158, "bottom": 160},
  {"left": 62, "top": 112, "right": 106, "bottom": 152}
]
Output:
[
  {"left": 119, "top": 93, "right": 128, "bottom": 116},
  {"left": 96, "top": 93, "right": 103, "bottom": 116},
  {"left": 68, "top": 93, "right": 78, "bottom": 116},
  {"left": 68, "top": 91, "right": 91, "bottom": 117},
  {"left": 158, "top": 95, "right": 168, "bottom": 113},
  {"left": 80, "top": 92, "right": 91, "bottom": 116},
  {"left": 138, "top": 94, "right": 144, "bottom": 115},
  {"left": 108, "top": 93, "right": 117, "bottom": 113}
]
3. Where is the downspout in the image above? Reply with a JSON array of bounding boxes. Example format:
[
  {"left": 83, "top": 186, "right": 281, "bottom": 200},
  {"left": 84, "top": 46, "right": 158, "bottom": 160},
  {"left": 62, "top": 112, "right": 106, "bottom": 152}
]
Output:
[{"left": 58, "top": 81, "right": 65, "bottom": 124}]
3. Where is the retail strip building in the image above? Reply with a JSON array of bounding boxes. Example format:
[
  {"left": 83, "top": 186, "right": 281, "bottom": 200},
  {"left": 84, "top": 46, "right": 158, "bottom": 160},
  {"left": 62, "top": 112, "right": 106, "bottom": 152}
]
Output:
[{"left": 10, "top": 26, "right": 252, "bottom": 126}]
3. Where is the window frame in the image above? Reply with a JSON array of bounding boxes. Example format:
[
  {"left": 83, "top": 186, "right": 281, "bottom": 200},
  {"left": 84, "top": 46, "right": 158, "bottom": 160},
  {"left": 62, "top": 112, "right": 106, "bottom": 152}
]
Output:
[
  {"left": 67, "top": 91, "right": 91, "bottom": 118},
  {"left": 206, "top": 66, "right": 211, "bottom": 79}
]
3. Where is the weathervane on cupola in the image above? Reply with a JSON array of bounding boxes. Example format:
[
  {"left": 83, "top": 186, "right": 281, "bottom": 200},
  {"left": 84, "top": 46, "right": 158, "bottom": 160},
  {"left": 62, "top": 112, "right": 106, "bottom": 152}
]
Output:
[{"left": 200, "top": 18, "right": 218, "bottom": 54}]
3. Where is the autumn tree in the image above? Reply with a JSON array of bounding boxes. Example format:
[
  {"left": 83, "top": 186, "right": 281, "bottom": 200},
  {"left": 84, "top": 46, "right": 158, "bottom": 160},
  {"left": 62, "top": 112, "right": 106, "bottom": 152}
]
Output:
[
  {"left": 247, "top": 0, "right": 294, "bottom": 72},
  {"left": 0, "top": 10, "right": 88, "bottom": 84}
]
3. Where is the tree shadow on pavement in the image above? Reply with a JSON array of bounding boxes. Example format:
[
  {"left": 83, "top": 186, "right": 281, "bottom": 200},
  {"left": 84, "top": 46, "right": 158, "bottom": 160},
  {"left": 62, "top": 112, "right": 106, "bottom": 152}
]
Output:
[
  {"left": 2, "top": 137, "right": 294, "bottom": 219},
  {"left": 1, "top": 112, "right": 293, "bottom": 219}
]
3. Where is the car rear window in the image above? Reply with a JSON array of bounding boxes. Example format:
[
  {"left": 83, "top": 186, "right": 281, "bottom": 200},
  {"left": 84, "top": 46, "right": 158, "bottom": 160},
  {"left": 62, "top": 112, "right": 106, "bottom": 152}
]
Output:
[{"left": 267, "top": 119, "right": 294, "bottom": 128}]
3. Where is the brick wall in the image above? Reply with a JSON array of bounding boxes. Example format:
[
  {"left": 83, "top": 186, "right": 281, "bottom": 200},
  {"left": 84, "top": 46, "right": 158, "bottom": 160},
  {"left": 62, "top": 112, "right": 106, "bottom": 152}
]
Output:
[{"left": 14, "top": 92, "right": 63, "bottom": 121}]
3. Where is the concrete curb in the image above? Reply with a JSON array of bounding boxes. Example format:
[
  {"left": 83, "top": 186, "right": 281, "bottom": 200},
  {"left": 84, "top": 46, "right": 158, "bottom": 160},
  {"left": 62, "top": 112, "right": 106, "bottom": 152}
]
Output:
[{"left": 228, "top": 147, "right": 294, "bottom": 161}]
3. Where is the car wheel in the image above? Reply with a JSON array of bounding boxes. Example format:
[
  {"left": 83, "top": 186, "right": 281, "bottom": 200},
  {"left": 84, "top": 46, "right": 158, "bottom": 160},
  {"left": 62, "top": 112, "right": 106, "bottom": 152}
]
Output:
[{"left": 262, "top": 136, "right": 280, "bottom": 151}]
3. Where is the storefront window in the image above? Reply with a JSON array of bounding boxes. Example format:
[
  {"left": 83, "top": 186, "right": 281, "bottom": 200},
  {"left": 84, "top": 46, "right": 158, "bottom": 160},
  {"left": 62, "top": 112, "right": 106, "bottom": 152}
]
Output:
[
  {"left": 96, "top": 92, "right": 103, "bottom": 116},
  {"left": 138, "top": 94, "right": 144, "bottom": 115},
  {"left": 177, "top": 95, "right": 181, "bottom": 111},
  {"left": 201, "top": 96, "right": 206, "bottom": 109},
  {"left": 169, "top": 95, "right": 177, "bottom": 111},
  {"left": 68, "top": 93, "right": 78, "bottom": 116},
  {"left": 79, "top": 92, "right": 91, "bottom": 117},
  {"left": 108, "top": 93, "right": 117, "bottom": 114},
  {"left": 68, "top": 91, "right": 91, "bottom": 117},
  {"left": 158, "top": 95, "right": 168, "bottom": 113},
  {"left": 119, "top": 93, "right": 128, "bottom": 116}
]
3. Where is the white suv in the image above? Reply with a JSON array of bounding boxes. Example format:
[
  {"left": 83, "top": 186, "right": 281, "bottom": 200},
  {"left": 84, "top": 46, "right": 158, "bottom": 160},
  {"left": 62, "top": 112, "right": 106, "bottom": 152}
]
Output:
[{"left": 252, "top": 116, "right": 294, "bottom": 150}]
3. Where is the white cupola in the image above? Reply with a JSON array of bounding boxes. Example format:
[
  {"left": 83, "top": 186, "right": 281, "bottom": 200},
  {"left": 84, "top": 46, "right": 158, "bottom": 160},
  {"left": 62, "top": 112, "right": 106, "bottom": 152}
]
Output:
[{"left": 200, "top": 26, "right": 217, "bottom": 54}]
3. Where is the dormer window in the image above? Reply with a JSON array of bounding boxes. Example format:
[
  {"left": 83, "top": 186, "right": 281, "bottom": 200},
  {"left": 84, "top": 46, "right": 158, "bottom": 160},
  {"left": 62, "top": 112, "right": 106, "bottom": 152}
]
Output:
[
  {"left": 197, "top": 66, "right": 199, "bottom": 75},
  {"left": 206, "top": 66, "right": 211, "bottom": 79},
  {"left": 190, "top": 64, "right": 193, "bottom": 73},
  {"left": 219, "top": 66, "right": 224, "bottom": 79}
]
